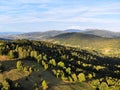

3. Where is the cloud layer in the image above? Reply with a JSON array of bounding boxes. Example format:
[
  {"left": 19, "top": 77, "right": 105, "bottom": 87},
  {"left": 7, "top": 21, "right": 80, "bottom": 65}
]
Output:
[{"left": 0, "top": 0, "right": 120, "bottom": 32}]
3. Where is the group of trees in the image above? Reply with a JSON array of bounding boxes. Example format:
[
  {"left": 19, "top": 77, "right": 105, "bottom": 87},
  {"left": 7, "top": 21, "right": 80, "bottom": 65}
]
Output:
[
  {"left": 0, "top": 40, "right": 120, "bottom": 90},
  {"left": 0, "top": 78, "right": 21, "bottom": 90},
  {"left": 90, "top": 77, "right": 120, "bottom": 90},
  {"left": 0, "top": 77, "right": 48, "bottom": 90}
]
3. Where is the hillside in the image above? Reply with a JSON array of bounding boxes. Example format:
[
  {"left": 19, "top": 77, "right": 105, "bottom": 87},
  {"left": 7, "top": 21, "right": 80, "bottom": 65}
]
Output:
[
  {"left": 50, "top": 32, "right": 109, "bottom": 48},
  {"left": 0, "top": 38, "right": 7, "bottom": 40},
  {"left": 0, "top": 32, "right": 22, "bottom": 35},
  {"left": 50, "top": 32, "right": 120, "bottom": 56},
  {"left": 0, "top": 38, "right": 11, "bottom": 41},
  {"left": 0, "top": 40, "right": 119, "bottom": 90},
  {"left": 0, "top": 31, "right": 64, "bottom": 40},
  {"left": 83, "top": 29, "right": 120, "bottom": 38}
]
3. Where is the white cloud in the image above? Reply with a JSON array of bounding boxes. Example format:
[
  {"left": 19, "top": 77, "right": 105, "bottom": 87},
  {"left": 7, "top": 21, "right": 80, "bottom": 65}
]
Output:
[
  {"left": 0, "top": 0, "right": 120, "bottom": 32},
  {"left": 67, "top": 25, "right": 85, "bottom": 30}
]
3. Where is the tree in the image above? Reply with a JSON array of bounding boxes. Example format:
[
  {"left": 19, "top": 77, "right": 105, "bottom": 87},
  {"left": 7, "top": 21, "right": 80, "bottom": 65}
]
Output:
[
  {"left": 42, "top": 61, "right": 48, "bottom": 70},
  {"left": 58, "top": 61, "right": 65, "bottom": 68},
  {"left": 41, "top": 80, "right": 48, "bottom": 90},
  {"left": 37, "top": 54, "right": 42, "bottom": 63},
  {"left": 16, "top": 61, "right": 23, "bottom": 71},
  {"left": 8, "top": 50, "right": 18, "bottom": 59},
  {"left": 2, "top": 80, "right": 10, "bottom": 90},
  {"left": 49, "top": 59, "right": 56, "bottom": 66},
  {"left": 99, "top": 82, "right": 109, "bottom": 90},
  {"left": 43, "top": 55, "right": 47, "bottom": 61},
  {"left": 29, "top": 67, "right": 33, "bottom": 73},
  {"left": 52, "top": 69, "right": 57, "bottom": 76},
  {"left": 68, "top": 77, "right": 73, "bottom": 82},
  {"left": 8, "top": 50, "right": 14, "bottom": 59},
  {"left": 71, "top": 73, "right": 77, "bottom": 82},
  {"left": 66, "top": 67, "right": 71, "bottom": 74},
  {"left": 90, "top": 79, "right": 100, "bottom": 88},
  {"left": 106, "top": 77, "right": 115, "bottom": 86},
  {"left": 30, "top": 51, "right": 38, "bottom": 59},
  {"left": 88, "top": 73, "right": 93, "bottom": 79},
  {"left": 78, "top": 73, "right": 86, "bottom": 82},
  {"left": 14, "top": 82, "right": 21, "bottom": 90},
  {"left": 18, "top": 47, "right": 23, "bottom": 58}
]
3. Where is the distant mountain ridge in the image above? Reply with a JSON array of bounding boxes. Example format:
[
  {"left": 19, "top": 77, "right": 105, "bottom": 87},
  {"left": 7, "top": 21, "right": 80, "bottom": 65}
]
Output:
[
  {"left": 0, "top": 38, "right": 11, "bottom": 41},
  {"left": 0, "top": 29, "right": 120, "bottom": 40},
  {"left": 14, "top": 30, "right": 64, "bottom": 40},
  {"left": 64, "top": 29, "right": 82, "bottom": 32},
  {"left": 0, "top": 30, "right": 64, "bottom": 40},
  {"left": 83, "top": 29, "right": 120, "bottom": 38},
  {"left": 0, "top": 32, "right": 23, "bottom": 35}
]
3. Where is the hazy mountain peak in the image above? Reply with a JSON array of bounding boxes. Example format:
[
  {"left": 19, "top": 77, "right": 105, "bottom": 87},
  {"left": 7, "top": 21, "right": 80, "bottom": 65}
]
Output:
[{"left": 64, "top": 29, "right": 82, "bottom": 32}]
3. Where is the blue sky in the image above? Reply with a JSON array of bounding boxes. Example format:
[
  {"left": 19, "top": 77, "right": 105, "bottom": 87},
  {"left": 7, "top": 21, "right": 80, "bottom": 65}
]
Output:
[{"left": 0, "top": 0, "right": 120, "bottom": 32}]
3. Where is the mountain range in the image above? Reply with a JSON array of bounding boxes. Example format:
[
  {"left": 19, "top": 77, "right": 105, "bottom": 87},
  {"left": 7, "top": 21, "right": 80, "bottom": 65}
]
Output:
[
  {"left": 50, "top": 32, "right": 115, "bottom": 48},
  {"left": 83, "top": 29, "right": 120, "bottom": 38},
  {"left": 0, "top": 29, "right": 120, "bottom": 40}
]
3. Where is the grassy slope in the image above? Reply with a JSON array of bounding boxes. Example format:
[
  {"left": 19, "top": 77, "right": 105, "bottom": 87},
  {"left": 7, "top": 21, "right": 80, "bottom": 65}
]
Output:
[
  {"left": 83, "top": 29, "right": 120, "bottom": 38},
  {"left": 8, "top": 31, "right": 64, "bottom": 40},
  {"left": 50, "top": 33, "right": 120, "bottom": 56},
  {"left": 0, "top": 58, "right": 94, "bottom": 90}
]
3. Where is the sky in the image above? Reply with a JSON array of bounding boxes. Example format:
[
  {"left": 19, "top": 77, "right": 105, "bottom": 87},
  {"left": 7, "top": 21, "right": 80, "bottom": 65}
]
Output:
[{"left": 0, "top": 0, "right": 120, "bottom": 32}]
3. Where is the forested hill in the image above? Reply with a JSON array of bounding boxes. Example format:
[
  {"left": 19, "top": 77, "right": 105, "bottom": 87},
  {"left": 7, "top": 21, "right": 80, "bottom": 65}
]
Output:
[
  {"left": 0, "top": 40, "right": 120, "bottom": 90},
  {"left": 50, "top": 32, "right": 120, "bottom": 56},
  {"left": 50, "top": 32, "right": 112, "bottom": 48},
  {"left": 51, "top": 32, "right": 106, "bottom": 39}
]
